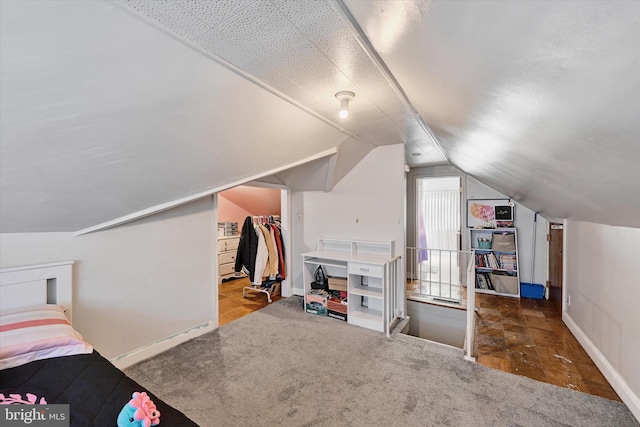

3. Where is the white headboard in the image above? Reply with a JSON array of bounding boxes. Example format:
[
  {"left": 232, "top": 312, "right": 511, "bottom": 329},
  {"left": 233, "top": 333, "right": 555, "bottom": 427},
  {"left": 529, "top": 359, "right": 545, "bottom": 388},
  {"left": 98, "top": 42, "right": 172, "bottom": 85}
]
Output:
[{"left": 0, "top": 261, "right": 75, "bottom": 323}]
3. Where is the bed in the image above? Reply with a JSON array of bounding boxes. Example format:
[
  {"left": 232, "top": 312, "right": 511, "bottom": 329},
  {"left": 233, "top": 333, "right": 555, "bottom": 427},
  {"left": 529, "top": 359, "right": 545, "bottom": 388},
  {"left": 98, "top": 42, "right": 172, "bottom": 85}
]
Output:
[{"left": 0, "top": 262, "right": 198, "bottom": 426}]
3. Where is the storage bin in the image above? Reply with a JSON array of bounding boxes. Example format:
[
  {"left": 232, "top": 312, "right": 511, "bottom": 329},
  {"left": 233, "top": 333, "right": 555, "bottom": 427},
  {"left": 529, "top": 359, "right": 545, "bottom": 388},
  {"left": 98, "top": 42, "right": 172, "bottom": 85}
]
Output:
[
  {"left": 328, "top": 276, "right": 347, "bottom": 291},
  {"left": 217, "top": 222, "right": 238, "bottom": 236},
  {"left": 520, "top": 283, "right": 545, "bottom": 299},
  {"left": 328, "top": 310, "right": 347, "bottom": 322},
  {"left": 327, "top": 297, "right": 347, "bottom": 314},
  {"left": 478, "top": 238, "right": 492, "bottom": 249},
  {"left": 492, "top": 232, "right": 516, "bottom": 252},
  {"left": 306, "top": 291, "right": 328, "bottom": 316},
  {"left": 490, "top": 273, "right": 519, "bottom": 295}
]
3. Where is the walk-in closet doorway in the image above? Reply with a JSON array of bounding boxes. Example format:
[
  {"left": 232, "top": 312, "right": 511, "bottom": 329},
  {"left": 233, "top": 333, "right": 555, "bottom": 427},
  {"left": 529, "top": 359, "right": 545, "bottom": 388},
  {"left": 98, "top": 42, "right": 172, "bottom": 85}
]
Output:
[{"left": 213, "top": 184, "right": 291, "bottom": 327}]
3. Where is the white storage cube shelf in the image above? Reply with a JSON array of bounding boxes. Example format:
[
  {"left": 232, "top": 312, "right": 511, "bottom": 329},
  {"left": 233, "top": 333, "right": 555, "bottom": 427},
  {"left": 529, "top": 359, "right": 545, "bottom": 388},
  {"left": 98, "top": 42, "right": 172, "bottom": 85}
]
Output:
[
  {"left": 302, "top": 237, "right": 398, "bottom": 334},
  {"left": 348, "top": 263, "right": 384, "bottom": 332}
]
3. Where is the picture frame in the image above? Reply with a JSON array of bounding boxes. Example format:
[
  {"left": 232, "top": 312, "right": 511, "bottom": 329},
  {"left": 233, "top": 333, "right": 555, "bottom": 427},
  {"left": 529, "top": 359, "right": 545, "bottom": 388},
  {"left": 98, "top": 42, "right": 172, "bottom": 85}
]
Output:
[
  {"left": 466, "top": 198, "right": 510, "bottom": 228},
  {"left": 494, "top": 205, "right": 514, "bottom": 221}
]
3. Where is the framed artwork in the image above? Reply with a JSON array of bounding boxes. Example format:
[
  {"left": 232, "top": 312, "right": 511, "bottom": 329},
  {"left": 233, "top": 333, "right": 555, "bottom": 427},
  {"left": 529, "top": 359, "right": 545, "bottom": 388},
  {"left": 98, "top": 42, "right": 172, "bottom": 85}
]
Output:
[
  {"left": 494, "top": 205, "right": 514, "bottom": 221},
  {"left": 466, "top": 199, "right": 511, "bottom": 228}
]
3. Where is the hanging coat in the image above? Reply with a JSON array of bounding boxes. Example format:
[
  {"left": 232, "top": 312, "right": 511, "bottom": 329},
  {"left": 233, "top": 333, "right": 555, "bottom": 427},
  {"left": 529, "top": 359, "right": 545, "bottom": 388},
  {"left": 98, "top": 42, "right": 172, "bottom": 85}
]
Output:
[{"left": 234, "top": 216, "right": 258, "bottom": 281}]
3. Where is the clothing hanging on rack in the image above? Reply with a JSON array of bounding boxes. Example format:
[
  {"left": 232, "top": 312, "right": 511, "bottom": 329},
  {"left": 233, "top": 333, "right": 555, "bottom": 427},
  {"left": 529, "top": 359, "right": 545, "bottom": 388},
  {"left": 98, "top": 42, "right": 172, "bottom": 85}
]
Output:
[
  {"left": 253, "top": 223, "right": 269, "bottom": 286},
  {"left": 270, "top": 223, "right": 286, "bottom": 279},
  {"left": 234, "top": 216, "right": 258, "bottom": 282},
  {"left": 234, "top": 215, "right": 286, "bottom": 302}
]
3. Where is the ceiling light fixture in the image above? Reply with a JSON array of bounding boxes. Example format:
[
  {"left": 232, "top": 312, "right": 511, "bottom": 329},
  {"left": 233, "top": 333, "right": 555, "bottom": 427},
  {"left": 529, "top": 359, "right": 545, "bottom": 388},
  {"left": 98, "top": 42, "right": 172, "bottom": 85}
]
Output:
[{"left": 335, "top": 91, "right": 355, "bottom": 119}]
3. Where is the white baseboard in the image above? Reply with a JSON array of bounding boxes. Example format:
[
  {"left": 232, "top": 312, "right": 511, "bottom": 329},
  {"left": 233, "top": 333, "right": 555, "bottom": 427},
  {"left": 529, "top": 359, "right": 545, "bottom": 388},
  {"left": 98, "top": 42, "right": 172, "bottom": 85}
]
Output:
[
  {"left": 292, "top": 286, "right": 304, "bottom": 297},
  {"left": 563, "top": 312, "right": 640, "bottom": 422},
  {"left": 110, "top": 320, "right": 216, "bottom": 370}
]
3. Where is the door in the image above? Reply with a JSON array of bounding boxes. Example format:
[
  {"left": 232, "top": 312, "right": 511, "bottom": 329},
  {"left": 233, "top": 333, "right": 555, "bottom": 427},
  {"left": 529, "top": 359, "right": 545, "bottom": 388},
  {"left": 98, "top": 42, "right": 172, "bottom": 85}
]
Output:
[{"left": 548, "top": 223, "right": 564, "bottom": 313}]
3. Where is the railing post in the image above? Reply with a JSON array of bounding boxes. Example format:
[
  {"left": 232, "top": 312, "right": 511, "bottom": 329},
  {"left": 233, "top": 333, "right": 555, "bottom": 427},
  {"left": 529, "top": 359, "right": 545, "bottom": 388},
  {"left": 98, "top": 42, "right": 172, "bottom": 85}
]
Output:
[{"left": 465, "top": 251, "right": 476, "bottom": 362}]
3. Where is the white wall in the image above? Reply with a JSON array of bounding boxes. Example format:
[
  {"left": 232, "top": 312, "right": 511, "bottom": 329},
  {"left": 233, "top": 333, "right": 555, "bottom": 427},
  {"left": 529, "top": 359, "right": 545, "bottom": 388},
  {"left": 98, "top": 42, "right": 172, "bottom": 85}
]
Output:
[
  {"left": 291, "top": 144, "right": 406, "bottom": 295},
  {"left": 0, "top": 198, "right": 215, "bottom": 360},
  {"left": 564, "top": 220, "right": 640, "bottom": 419}
]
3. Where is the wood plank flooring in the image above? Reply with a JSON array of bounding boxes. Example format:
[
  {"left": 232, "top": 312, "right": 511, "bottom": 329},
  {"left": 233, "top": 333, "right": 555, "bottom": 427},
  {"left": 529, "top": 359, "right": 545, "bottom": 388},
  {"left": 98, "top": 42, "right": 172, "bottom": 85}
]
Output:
[
  {"left": 474, "top": 293, "right": 621, "bottom": 401},
  {"left": 218, "top": 277, "right": 282, "bottom": 327}
]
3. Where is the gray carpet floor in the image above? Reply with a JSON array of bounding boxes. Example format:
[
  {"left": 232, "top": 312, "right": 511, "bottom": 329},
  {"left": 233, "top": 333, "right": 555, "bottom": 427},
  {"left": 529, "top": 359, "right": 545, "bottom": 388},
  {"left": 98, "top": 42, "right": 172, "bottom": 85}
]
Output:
[{"left": 125, "top": 297, "right": 638, "bottom": 427}]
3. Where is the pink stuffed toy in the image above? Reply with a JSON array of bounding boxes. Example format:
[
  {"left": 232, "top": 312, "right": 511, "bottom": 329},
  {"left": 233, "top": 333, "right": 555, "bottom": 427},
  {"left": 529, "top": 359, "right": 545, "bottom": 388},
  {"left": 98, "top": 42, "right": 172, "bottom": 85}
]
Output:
[{"left": 117, "top": 391, "right": 160, "bottom": 427}]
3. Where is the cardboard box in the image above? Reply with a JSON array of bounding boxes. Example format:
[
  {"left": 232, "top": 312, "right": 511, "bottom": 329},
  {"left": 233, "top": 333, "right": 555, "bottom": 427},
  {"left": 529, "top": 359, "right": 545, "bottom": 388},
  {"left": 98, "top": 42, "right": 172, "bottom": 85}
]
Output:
[
  {"left": 327, "top": 297, "right": 347, "bottom": 314},
  {"left": 305, "top": 291, "right": 328, "bottom": 316},
  {"left": 328, "top": 276, "right": 347, "bottom": 292},
  {"left": 328, "top": 309, "right": 347, "bottom": 322}
]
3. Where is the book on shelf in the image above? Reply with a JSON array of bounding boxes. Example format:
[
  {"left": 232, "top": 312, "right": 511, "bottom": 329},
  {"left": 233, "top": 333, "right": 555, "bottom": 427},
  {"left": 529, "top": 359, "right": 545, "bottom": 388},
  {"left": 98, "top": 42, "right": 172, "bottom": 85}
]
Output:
[
  {"left": 498, "top": 253, "right": 517, "bottom": 271},
  {"left": 475, "top": 272, "right": 494, "bottom": 290}
]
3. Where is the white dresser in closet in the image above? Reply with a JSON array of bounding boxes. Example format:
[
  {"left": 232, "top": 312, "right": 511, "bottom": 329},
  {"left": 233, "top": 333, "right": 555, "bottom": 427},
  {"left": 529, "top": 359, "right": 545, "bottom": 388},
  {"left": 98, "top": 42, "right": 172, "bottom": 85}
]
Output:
[{"left": 218, "top": 235, "right": 241, "bottom": 283}]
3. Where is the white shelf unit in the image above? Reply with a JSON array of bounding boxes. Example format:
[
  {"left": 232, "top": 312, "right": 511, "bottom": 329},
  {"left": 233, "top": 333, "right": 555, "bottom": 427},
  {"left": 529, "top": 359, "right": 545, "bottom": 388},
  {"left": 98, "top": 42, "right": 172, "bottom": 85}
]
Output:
[
  {"left": 317, "top": 237, "right": 395, "bottom": 258},
  {"left": 470, "top": 228, "right": 520, "bottom": 298},
  {"left": 302, "top": 237, "right": 401, "bottom": 335},
  {"left": 348, "top": 262, "right": 384, "bottom": 331}
]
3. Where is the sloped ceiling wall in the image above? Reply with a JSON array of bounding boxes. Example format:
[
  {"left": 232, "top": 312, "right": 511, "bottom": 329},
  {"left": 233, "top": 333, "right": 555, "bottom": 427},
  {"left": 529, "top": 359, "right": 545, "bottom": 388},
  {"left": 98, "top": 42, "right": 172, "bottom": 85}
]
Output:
[
  {"left": 1, "top": 0, "right": 639, "bottom": 232},
  {"left": 220, "top": 186, "right": 281, "bottom": 216},
  {"left": 346, "top": 0, "right": 640, "bottom": 227},
  {"left": 0, "top": 0, "right": 352, "bottom": 232}
]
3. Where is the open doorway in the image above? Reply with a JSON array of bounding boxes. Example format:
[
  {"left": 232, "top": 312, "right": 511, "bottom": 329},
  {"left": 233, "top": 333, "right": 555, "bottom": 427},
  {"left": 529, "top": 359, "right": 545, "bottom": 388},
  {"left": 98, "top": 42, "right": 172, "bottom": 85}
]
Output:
[
  {"left": 412, "top": 176, "right": 462, "bottom": 300},
  {"left": 548, "top": 223, "right": 564, "bottom": 313},
  {"left": 406, "top": 175, "right": 465, "bottom": 347},
  {"left": 216, "top": 185, "right": 288, "bottom": 326}
]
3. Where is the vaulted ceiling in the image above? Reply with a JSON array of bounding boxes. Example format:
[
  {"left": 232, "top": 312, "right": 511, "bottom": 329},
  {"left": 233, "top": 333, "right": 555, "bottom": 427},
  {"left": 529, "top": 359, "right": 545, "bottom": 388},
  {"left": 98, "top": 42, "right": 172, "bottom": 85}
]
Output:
[{"left": 1, "top": 0, "right": 638, "bottom": 232}]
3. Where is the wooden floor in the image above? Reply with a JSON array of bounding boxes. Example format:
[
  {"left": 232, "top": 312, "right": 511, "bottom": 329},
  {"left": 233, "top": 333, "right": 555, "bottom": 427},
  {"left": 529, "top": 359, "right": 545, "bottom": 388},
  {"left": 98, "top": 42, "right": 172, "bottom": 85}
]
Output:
[
  {"left": 218, "top": 277, "right": 282, "bottom": 327},
  {"left": 474, "top": 293, "right": 621, "bottom": 401}
]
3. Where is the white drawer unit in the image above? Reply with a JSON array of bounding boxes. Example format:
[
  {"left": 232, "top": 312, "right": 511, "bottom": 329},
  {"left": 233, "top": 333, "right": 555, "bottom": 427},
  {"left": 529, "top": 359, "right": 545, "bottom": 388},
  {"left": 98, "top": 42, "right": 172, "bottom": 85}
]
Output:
[
  {"left": 302, "top": 237, "right": 403, "bottom": 335},
  {"left": 348, "top": 262, "right": 383, "bottom": 278},
  {"left": 219, "top": 263, "right": 236, "bottom": 276},
  {"left": 218, "top": 235, "right": 242, "bottom": 283},
  {"left": 218, "top": 251, "right": 236, "bottom": 265},
  {"left": 219, "top": 236, "right": 240, "bottom": 253}
]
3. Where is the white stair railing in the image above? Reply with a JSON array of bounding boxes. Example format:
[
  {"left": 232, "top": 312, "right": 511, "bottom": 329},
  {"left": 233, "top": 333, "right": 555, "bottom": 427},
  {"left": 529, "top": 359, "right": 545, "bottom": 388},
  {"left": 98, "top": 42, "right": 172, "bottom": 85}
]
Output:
[
  {"left": 406, "top": 247, "right": 472, "bottom": 304},
  {"left": 405, "top": 247, "right": 477, "bottom": 361},
  {"left": 464, "top": 252, "right": 476, "bottom": 361}
]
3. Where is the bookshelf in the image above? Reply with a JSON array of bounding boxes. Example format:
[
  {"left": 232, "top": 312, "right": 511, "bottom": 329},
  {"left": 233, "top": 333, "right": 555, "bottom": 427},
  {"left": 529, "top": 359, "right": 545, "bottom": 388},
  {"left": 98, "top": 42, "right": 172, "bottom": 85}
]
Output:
[{"left": 470, "top": 228, "right": 520, "bottom": 297}]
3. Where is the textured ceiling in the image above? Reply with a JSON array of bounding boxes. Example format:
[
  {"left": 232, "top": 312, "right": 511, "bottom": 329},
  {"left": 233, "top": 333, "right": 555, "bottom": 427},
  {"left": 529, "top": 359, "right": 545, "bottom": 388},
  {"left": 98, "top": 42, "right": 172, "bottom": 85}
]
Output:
[
  {"left": 347, "top": 0, "right": 640, "bottom": 227},
  {"left": 117, "top": 0, "right": 447, "bottom": 165},
  {"left": 115, "top": 0, "right": 640, "bottom": 227},
  {"left": 0, "top": 0, "right": 352, "bottom": 232},
  {"left": 1, "top": 0, "right": 639, "bottom": 232}
]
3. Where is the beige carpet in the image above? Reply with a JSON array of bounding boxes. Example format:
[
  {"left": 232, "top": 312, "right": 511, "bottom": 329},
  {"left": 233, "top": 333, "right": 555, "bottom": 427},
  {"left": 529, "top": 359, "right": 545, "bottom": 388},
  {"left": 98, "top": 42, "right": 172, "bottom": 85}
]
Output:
[{"left": 125, "top": 297, "right": 638, "bottom": 427}]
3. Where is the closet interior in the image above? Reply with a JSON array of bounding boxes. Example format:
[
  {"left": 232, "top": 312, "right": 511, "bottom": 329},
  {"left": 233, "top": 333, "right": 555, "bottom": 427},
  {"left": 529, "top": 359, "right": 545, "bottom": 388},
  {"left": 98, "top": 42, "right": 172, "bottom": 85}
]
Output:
[{"left": 217, "top": 185, "right": 284, "bottom": 326}]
